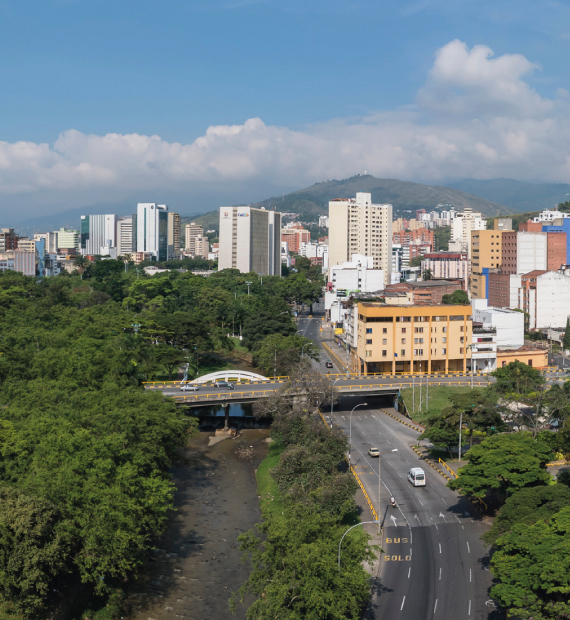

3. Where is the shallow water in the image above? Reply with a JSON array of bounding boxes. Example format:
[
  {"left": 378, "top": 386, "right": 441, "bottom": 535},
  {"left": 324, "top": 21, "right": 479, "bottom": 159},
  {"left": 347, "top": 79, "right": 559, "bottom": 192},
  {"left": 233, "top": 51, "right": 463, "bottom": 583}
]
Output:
[{"left": 125, "top": 429, "right": 269, "bottom": 620}]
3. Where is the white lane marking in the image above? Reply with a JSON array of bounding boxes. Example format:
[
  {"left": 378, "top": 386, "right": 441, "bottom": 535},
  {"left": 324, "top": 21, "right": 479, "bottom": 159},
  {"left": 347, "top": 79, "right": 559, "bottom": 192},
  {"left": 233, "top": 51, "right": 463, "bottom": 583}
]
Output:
[
  {"left": 440, "top": 497, "right": 448, "bottom": 505},
  {"left": 467, "top": 542, "right": 470, "bottom": 553},
  {"left": 454, "top": 515, "right": 461, "bottom": 523},
  {"left": 396, "top": 472, "right": 402, "bottom": 478},
  {"left": 435, "top": 524, "right": 439, "bottom": 532},
  {"left": 468, "top": 599, "right": 471, "bottom": 615},
  {"left": 405, "top": 459, "right": 410, "bottom": 464},
  {"left": 418, "top": 498, "right": 424, "bottom": 506},
  {"left": 434, "top": 599, "right": 438, "bottom": 614},
  {"left": 439, "top": 543, "right": 442, "bottom": 554},
  {"left": 342, "top": 416, "right": 345, "bottom": 420},
  {"left": 408, "top": 567, "right": 411, "bottom": 578},
  {"left": 470, "top": 568, "right": 472, "bottom": 582},
  {"left": 439, "top": 567, "right": 442, "bottom": 580},
  {"left": 400, "top": 596, "right": 406, "bottom": 611},
  {"left": 410, "top": 547, "right": 412, "bottom": 555}
]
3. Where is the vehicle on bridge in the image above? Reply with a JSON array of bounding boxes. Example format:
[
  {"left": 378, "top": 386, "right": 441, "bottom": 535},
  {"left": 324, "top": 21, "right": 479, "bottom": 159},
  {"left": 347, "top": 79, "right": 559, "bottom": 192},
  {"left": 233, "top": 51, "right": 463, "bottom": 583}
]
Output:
[
  {"left": 180, "top": 384, "right": 200, "bottom": 391},
  {"left": 368, "top": 447, "right": 380, "bottom": 457},
  {"left": 214, "top": 380, "right": 235, "bottom": 389},
  {"left": 408, "top": 467, "right": 426, "bottom": 487}
]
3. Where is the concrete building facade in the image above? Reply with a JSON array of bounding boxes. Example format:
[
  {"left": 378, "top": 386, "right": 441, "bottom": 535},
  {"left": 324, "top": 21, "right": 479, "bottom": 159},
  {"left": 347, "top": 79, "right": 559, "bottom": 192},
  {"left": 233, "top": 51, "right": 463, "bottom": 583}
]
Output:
[
  {"left": 218, "top": 206, "right": 281, "bottom": 275},
  {"left": 354, "top": 303, "right": 472, "bottom": 374},
  {"left": 167, "top": 212, "right": 181, "bottom": 259},
  {"left": 420, "top": 252, "right": 470, "bottom": 290},
  {"left": 117, "top": 217, "right": 133, "bottom": 256},
  {"left": 519, "top": 270, "right": 570, "bottom": 329},
  {"left": 450, "top": 208, "right": 486, "bottom": 257},
  {"left": 185, "top": 222, "right": 204, "bottom": 254},
  {"left": 328, "top": 192, "right": 392, "bottom": 277}
]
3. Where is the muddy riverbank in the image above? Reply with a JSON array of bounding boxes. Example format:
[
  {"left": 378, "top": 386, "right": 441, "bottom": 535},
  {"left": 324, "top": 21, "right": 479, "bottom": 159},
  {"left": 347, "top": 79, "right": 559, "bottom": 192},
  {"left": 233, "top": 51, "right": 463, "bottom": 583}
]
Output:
[{"left": 125, "top": 429, "right": 269, "bottom": 620}]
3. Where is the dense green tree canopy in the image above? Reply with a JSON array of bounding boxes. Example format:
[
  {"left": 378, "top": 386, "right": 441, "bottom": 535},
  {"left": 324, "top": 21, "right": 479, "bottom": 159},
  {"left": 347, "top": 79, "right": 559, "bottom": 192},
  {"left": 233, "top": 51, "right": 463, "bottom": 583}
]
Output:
[
  {"left": 448, "top": 433, "right": 552, "bottom": 500},
  {"left": 491, "top": 507, "right": 570, "bottom": 620}
]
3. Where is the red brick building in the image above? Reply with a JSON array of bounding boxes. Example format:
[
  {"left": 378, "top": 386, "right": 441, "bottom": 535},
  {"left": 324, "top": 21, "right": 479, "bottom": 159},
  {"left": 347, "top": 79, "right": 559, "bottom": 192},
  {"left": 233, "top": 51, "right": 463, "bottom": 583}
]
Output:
[
  {"left": 281, "top": 228, "right": 311, "bottom": 253},
  {"left": 393, "top": 228, "right": 434, "bottom": 246},
  {"left": 383, "top": 279, "right": 464, "bottom": 305}
]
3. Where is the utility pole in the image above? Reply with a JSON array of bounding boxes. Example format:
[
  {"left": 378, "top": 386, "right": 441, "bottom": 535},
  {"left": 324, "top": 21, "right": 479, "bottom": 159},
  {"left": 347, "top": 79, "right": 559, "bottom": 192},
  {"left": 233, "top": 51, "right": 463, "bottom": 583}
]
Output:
[
  {"left": 245, "top": 281, "right": 252, "bottom": 295},
  {"left": 274, "top": 349, "right": 277, "bottom": 381},
  {"left": 458, "top": 411, "right": 463, "bottom": 462},
  {"left": 419, "top": 358, "right": 422, "bottom": 412},
  {"left": 412, "top": 373, "right": 415, "bottom": 414}
]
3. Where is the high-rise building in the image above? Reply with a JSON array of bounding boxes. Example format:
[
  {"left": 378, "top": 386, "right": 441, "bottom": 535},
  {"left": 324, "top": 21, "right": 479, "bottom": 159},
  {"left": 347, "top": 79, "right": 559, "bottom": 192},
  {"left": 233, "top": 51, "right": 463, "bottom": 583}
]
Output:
[
  {"left": 55, "top": 228, "right": 79, "bottom": 251},
  {"left": 117, "top": 217, "right": 133, "bottom": 256},
  {"left": 470, "top": 230, "right": 506, "bottom": 299},
  {"left": 167, "top": 212, "right": 181, "bottom": 260},
  {"left": 281, "top": 227, "right": 310, "bottom": 253},
  {"left": 135, "top": 203, "right": 168, "bottom": 261},
  {"left": 185, "top": 222, "right": 204, "bottom": 254},
  {"left": 34, "top": 232, "right": 58, "bottom": 254},
  {"left": 218, "top": 206, "right": 281, "bottom": 275},
  {"left": 0, "top": 228, "right": 18, "bottom": 252},
  {"left": 450, "top": 208, "right": 486, "bottom": 257},
  {"left": 194, "top": 235, "right": 209, "bottom": 259},
  {"left": 80, "top": 215, "right": 118, "bottom": 255},
  {"left": 328, "top": 192, "right": 392, "bottom": 277}
]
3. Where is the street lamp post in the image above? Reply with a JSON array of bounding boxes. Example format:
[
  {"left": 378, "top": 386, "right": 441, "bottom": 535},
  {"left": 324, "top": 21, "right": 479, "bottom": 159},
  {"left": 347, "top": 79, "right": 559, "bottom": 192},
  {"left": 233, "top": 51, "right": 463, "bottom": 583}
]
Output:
[
  {"left": 467, "top": 344, "right": 478, "bottom": 389},
  {"left": 330, "top": 378, "right": 341, "bottom": 428},
  {"left": 245, "top": 281, "right": 253, "bottom": 295},
  {"left": 338, "top": 520, "right": 380, "bottom": 572},
  {"left": 378, "top": 448, "right": 398, "bottom": 534},
  {"left": 301, "top": 342, "right": 310, "bottom": 358},
  {"left": 349, "top": 403, "right": 368, "bottom": 465}
]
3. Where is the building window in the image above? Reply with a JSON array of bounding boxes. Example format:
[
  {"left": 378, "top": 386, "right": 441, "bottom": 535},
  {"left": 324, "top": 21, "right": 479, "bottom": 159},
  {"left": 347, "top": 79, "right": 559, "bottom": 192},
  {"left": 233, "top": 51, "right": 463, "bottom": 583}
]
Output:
[
  {"left": 502, "top": 361, "right": 506, "bottom": 367},
  {"left": 442, "top": 337, "right": 447, "bottom": 343},
  {"left": 366, "top": 339, "right": 372, "bottom": 345},
  {"left": 382, "top": 338, "right": 387, "bottom": 345},
  {"left": 442, "top": 348, "right": 446, "bottom": 354},
  {"left": 414, "top": 327, "right": 424, "bottom": 333},
  {"left": 382, "top": 350, "right": 387, "bottom": 357},
  {"left": 401, "top": 327, "right": 407, "bottom": 333},
  {"left": 413, "top": 349, "right": 424, "bottom": 356},
  {"left": 528, "top": 359, "right": 533, "bottom": 367},
  {"left": 365, "top": 350, "right": 372, "bottom": 357},
  {"left": 460, "top": 348, "right": 464, "bottom": 354},
  {"left": 401, "top": 338, "right": 406, "bottom": 344},
  {"left": 366, "top": 328, "right": 372, "bottom": 334},
  {"left": 383, "top": 327, "right": 388, "bottom": 334},
  {"left": 443, "top": 327, "right": 447, "bottom": 333},
  {"left": 401, "top": 350, "right": 406, "bottom": 357}
]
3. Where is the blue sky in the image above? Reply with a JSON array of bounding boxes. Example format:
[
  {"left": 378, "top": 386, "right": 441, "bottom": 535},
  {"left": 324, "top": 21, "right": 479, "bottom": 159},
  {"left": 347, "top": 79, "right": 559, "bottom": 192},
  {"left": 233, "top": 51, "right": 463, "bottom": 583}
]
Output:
[{"left": 1, "top": 0, "right": 570, "bottom": 219}]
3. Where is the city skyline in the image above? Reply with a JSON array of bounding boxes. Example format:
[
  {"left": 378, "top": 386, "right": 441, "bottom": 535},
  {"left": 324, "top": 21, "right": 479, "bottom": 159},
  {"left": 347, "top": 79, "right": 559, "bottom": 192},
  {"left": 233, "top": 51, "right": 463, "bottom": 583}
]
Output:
[{"left": 0, "top": 1, "right": 570, "bottom": 220}]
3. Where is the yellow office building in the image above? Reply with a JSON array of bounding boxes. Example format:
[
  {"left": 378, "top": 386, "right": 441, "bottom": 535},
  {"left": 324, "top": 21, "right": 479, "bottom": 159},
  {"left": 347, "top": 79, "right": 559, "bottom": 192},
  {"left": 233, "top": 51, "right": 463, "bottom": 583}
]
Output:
[
  {"left": 354, "top": 303, "right": 472, "bottom": 374},
  {"left": 470, "top": 229, "right": 507, "bottom": 299}
]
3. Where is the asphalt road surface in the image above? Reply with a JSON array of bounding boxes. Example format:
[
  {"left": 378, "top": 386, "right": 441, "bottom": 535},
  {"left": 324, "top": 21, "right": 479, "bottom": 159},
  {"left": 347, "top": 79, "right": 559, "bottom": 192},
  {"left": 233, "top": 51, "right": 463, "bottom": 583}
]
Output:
[{"left": 333, "top": 397, "right": 499, "bottom": 620}]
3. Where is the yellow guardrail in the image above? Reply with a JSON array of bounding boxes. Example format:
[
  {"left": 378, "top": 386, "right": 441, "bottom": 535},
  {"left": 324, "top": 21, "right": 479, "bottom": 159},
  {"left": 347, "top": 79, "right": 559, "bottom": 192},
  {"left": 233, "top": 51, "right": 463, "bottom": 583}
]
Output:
[{"left": 438, "top": 458, "right": 458, "bottom": 479}]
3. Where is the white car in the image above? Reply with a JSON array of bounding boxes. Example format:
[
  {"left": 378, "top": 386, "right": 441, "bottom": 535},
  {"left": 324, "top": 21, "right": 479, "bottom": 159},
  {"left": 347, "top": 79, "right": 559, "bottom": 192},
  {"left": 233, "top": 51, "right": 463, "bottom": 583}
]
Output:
[{"left": 180, "top": 384, "right": 200, "bottom": 391}]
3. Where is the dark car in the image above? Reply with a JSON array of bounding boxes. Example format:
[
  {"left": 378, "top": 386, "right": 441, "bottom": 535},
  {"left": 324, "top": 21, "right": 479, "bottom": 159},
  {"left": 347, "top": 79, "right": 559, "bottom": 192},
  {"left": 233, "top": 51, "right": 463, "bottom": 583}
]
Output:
[
  {"left": 214, "top": 380, "right": 235, "bottom": 390},
  {"left": 325, "top": 360, "right": 333, "bottom": 368}
]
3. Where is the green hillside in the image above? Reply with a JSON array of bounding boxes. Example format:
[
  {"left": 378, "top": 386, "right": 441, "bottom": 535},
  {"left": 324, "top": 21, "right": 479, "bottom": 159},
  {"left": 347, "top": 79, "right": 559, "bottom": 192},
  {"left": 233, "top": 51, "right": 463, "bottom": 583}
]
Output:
[
  {"left": 189, "top": 174, "right": 512, "bottom": 233},
  {"left": 445, "top": 178, "right": 570, "bottom": 213}
]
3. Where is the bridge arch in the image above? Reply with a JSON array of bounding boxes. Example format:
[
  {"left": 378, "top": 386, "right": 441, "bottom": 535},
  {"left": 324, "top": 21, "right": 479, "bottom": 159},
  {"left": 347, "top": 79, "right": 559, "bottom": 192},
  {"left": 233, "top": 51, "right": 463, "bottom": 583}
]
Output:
[{"left": 189, "top": 370, "right": 270, "bottom": 384}]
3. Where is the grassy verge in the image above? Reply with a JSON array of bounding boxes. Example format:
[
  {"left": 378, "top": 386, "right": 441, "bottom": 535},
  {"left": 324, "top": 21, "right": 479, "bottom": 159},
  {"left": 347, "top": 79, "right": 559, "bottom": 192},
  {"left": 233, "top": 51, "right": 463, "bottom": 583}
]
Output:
[
  {"left": 401, "top": 385, "right": 486, "bottom": 426},
  {"left": 256, "top": 442, "right": 285, "bottom": 518}
]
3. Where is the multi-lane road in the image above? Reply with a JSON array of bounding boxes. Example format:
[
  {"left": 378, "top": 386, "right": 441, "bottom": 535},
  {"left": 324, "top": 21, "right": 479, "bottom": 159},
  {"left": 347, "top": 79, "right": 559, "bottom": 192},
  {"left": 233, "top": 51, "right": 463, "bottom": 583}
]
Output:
[{"left": 333, "top": 397, "right": 499, "bottom": 620}]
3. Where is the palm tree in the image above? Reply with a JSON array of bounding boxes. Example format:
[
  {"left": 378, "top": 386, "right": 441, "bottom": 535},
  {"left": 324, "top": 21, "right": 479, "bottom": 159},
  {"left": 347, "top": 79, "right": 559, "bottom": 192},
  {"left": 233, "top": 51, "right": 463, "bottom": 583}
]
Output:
[{"left": 73, "top": 255, "right": 89, "bottom": 279}]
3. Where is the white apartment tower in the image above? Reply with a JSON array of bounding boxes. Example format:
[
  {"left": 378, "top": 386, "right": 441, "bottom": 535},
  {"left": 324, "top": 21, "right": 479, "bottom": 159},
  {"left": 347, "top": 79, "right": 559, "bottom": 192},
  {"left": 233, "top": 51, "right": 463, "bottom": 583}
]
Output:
[
  {"left": 328, "top": 192, "right": 392, "bottom": 277},
  {"left": 450, "top": 208, "right": 486, "bottom": 258},
  {"left": 135, "top": 203, "right": 168, "bottom": 261},
  {"left": 218, "top": 206, "right": 281, "bottom": 275},
  {"left": 117, "top": 216, "right": 133, "bottom": 256},
  {"left": 185, "top": 222, "right": 204, "bottom": 254}
]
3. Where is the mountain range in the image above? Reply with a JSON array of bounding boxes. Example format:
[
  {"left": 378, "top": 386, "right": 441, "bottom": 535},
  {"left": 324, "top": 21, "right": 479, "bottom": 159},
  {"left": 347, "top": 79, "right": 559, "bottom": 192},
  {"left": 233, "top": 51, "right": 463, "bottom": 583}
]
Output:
[
  {"left": 190, "top": 175, "right": 513, "bottom": 232},
  {"left": 11, "top": 176, "right": 570, "bottom": 236}
]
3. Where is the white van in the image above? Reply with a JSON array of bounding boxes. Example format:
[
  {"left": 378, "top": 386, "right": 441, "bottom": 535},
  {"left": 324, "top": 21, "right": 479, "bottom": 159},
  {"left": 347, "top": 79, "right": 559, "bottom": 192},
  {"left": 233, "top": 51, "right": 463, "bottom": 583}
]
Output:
[{"left": 408, "top": 467, "right": 426, "bottom": 487}]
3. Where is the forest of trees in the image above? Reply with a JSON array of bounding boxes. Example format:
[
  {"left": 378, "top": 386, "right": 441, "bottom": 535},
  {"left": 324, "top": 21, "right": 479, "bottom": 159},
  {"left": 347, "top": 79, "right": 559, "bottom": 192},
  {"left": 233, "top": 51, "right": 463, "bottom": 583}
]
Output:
[{"left": 0, "top": 258, "right": 323, "bottom": 617}]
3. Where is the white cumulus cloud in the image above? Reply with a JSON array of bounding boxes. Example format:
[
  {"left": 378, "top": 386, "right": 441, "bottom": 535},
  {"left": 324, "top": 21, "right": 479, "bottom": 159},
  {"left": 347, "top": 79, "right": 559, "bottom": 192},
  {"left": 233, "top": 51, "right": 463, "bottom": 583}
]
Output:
[{"left": 1, "top": 39, "right": 570, "bottom": 217}]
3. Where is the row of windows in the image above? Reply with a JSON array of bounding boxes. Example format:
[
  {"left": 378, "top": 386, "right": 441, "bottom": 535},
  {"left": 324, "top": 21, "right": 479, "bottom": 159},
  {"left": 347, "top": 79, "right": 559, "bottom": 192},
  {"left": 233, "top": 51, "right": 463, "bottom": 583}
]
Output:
[
  {"left": 364, "top": 346, "right": 451, "bottom": 357},
  {"left": 360, "top": 315, "right": 469, "bottom": 323}
]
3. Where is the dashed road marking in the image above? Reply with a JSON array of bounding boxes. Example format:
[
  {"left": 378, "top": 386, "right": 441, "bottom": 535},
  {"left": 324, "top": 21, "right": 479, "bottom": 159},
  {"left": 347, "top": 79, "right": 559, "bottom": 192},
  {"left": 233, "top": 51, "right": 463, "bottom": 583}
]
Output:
[{"left": 400, "top": 596, "right": 406, "bottom": 611}]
